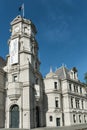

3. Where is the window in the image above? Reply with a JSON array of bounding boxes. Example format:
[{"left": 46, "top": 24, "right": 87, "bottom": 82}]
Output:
[
  {"left": 74, "top": 85, "right": 76, "bottom": 92},
  {"left": 80, "top": 87, "right": 82, "bottom": 94},
  {"left": 79, "top": 115, "right": 81, "bottom": 123},
  {"left": 84, "top": 115, "right": 86, "bottom": 123},
  {"left": 54, "top": 82, "right": 57, "bottom": 89},
  {"left": 75, "top": 99, "right": 77, "bottom": 108},
  {"left": 74, "top": 85, "right": 78, "bottom": 93},
  {"left": 49, "top": 116, "right": 53, "bottom": 122},
  {"left": 76, "top": 86, "right": 78, "bottom": 93},
  {"left": 13, "top": 75, "right": 17, "bottom": 82},
  {"left": 55, "top": 100, "right": 58, "bottom": 108},
  {"left": 55, "top": 97, "right": 59, "bottom": 108},
  {"left": 73, "top": 114, "right": 76, "bottom": 123},
  {"left": 82, "top": 100, "right": 84, "bottom": 109},
  {"left": 69, "top": 84, "right": 72, "bottom": 91},
  {"left": 71, "top": 97, "right": 73, "bottom": 108},
  {"left": 75, "top": 99, "right": 80, "bottom": 109}
]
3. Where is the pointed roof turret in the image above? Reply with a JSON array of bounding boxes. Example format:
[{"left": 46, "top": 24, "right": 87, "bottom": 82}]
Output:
[{"left": 46, "top": 67, "right": 57, "bottom": 78}]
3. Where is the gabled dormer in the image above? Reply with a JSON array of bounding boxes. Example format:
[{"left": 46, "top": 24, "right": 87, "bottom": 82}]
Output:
[{"left": 70, "top": 67, "right": 78, "bottom": 80}]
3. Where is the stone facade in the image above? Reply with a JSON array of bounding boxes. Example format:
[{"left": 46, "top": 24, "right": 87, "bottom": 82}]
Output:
[
  {"left": 0, "top": 16, "right": 87, "bottom": 128},
  {"left": 44, "top": 66, "right": 87, "bottom": 127},
  {"left": 4, "top": 15, "right": 45, "bottom": 129}
]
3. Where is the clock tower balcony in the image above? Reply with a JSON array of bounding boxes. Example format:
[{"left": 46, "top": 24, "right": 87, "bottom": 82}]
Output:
[{"left": 7, "top": 82, "right": 23, "bottom": 100}]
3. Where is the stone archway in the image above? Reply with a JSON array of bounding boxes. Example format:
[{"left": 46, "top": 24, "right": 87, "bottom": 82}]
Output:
[{"left": 10, "top": 105, "right": 19, "bottom": 128}]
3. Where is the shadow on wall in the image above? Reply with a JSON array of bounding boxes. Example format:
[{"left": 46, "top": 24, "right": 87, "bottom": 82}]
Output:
[{"left": 43, "top": 82, "right": 48, "bottom": 127}]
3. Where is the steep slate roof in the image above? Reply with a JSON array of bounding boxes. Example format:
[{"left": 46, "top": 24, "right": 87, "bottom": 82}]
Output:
[
  {"left": 0, "top": 56, "right": 6, "bottom": 68},
  {"left": 55, "top": 66, "right": 70, "bottom": 79}
]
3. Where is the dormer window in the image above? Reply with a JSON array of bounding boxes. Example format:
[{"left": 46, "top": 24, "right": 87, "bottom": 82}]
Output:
[
  {"left": 72, "top": 67, "right": 78, "bottom": 80},
  {"left": 70, "top": 67, "right": 78, "bottom": 80}
]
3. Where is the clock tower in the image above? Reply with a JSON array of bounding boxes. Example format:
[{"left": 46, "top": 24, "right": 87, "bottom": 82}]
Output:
[{"left": 5, "top": 15, "right": 45, "bottom": 129}]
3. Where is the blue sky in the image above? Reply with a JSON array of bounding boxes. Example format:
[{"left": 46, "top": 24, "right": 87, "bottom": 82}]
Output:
[{"left": 0, "top": 0, "right": 87, "bottom": 82}]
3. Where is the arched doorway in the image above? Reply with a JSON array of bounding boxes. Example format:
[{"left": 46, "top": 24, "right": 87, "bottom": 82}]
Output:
[{"left": 10, "top": 105, "right": 19, "bottom": 128}]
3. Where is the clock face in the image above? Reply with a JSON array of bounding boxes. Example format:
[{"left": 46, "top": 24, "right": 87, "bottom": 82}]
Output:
[{"left": 10, "top": 38, "right": 18, "bottom": 65}]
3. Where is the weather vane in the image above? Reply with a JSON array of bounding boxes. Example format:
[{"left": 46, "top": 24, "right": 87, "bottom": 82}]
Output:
[{"left": 19, "top": 3, "right": 25, "bottom": 18}]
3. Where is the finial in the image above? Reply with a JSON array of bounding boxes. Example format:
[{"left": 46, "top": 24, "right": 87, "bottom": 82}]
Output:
[
  {"left": 62, "top": 63, "right": 67, "bottom": 68},
  {"left": 62, "top": 63, "right": 64, "bottom": 66},
  {"left": 50, "top": 66, "right": 53, "bottom": 72}
]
